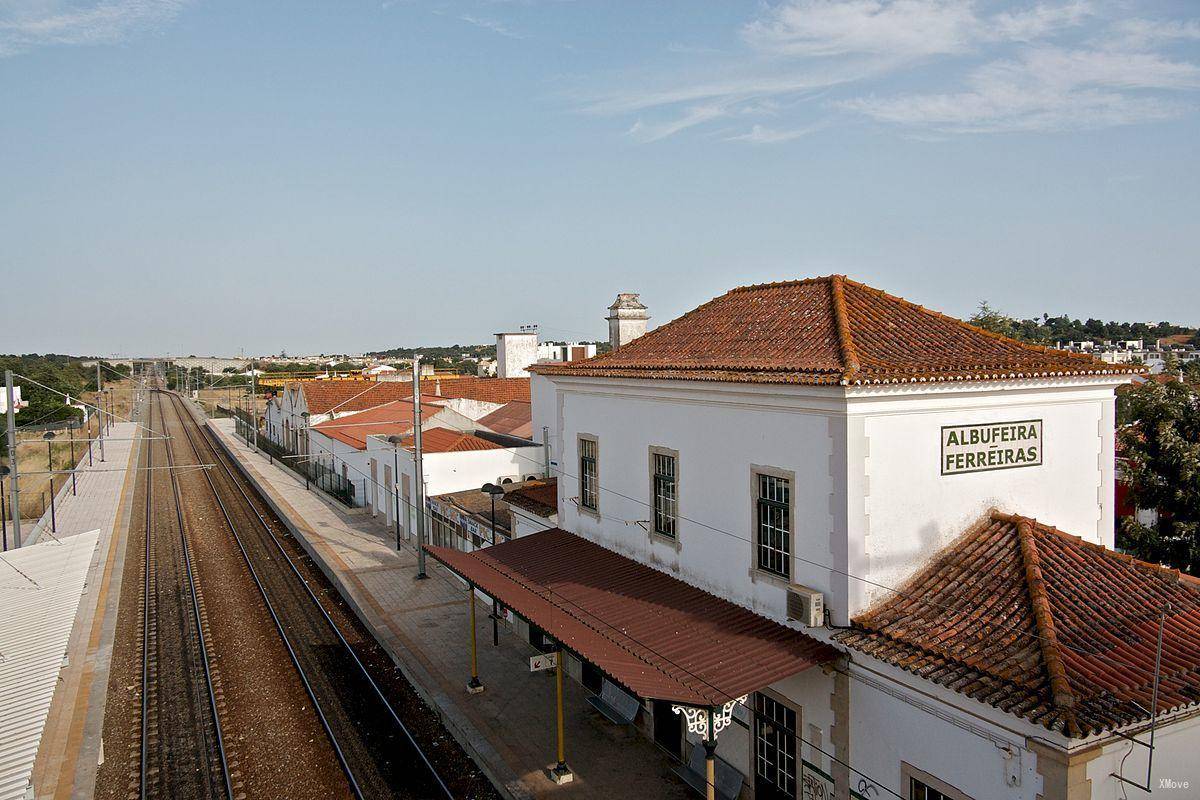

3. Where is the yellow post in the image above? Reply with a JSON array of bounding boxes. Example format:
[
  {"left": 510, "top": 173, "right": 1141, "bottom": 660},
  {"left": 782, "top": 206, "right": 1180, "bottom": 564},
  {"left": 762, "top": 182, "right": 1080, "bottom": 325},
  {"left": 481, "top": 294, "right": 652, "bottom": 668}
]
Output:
[
  {"left": 704, "top": 709, "right": 716, "bottom": 800},
  {"left": 466, "top": 584, "right": 484, "bottom": 694},
  {"left": 548, "top": 648, "right": 573, "bottom": 784}
]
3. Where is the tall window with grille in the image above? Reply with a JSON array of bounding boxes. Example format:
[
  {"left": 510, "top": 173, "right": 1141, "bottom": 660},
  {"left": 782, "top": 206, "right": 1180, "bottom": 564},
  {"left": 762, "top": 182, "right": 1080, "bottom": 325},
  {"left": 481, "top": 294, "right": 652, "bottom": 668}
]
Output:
[
  {"left": 753, "top": 694, "right": 797, "bottom": 800},
  {"left": 579, "top": 437, "right": 598, "bottom": 511},
  {"left": 651, "top": 451, "right": 677, "bottom": 538},
  {"left": 755, "top": 473, "right": 791, "bottom": 579}
]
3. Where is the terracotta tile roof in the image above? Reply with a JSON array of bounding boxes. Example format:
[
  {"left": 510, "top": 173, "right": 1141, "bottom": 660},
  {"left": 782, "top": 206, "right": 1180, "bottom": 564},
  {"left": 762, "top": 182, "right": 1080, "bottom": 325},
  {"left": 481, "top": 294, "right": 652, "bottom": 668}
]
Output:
[
  {"left": 834, "top": 511, "right": 1200, "bottom": 736},
  {"left": 299, "top": 380, "right": 410, "bottom": 415},
  {"left": 505, "top": 478, "right": 557, "bottom": 518},
  {"left": 310, "top": 401, "right": 442, "bottom": 450},
  {"left": 420, "top": 376, "right": 531, "bottom": 404},
  {"left": 297, "top": 376, "right": 530, "bottom": 414},
  {"left": 426, "top": 528, "right": 838, "bottom": 705},
  {"left": 477, "top": 401, "right": 533, "bottom": 439},
  {"left": 400, "top": 426, "right": 505, "bottom": 454},
  {"left": 532, "top": 276, "right": 1144, "bottom": 386}
]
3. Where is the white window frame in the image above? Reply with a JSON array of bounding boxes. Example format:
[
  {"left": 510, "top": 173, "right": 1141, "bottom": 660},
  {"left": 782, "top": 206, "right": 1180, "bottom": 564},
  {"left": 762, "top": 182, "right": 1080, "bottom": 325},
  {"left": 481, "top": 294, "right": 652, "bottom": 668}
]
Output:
[
  {"left": 750, "top": 465, "right": 795, "bottom": 584},
  {"left": 578, "top": 433, "right": 599, "bottom": 517},
  {"left": 648, "top": 445, "right": 680, "bottom": 545}
]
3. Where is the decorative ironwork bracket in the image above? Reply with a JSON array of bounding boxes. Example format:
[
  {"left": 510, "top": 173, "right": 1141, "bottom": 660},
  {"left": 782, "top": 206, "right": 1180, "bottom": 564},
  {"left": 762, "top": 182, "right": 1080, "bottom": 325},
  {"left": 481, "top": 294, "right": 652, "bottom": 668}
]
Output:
[{"left": 671, "top": 696, "right": 747, "bottom": 739}]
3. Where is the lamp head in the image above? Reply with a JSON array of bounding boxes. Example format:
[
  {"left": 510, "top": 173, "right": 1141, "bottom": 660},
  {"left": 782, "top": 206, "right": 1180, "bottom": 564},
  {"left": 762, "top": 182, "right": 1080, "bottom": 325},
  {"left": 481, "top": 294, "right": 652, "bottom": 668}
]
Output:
[{"left": 481, "top": 482, "right": 504, "bottom": 497}]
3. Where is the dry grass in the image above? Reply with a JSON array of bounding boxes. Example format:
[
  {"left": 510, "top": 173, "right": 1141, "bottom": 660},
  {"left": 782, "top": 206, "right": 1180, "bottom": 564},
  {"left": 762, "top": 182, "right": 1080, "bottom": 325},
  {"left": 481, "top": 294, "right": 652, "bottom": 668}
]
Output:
[{"left": 3, "top": 378, "right": 136, "bottom": 522}]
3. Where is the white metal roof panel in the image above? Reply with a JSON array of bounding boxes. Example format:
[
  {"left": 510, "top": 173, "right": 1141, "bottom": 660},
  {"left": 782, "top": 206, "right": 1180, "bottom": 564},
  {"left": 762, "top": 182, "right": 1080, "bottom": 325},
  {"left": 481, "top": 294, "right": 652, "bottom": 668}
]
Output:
[{"left": 0, "top": 530, "right": 100, "bottom": 800}]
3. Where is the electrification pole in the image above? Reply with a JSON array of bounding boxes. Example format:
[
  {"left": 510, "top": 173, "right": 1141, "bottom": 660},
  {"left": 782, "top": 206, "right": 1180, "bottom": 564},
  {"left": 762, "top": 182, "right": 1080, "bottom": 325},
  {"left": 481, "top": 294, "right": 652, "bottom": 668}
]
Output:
[
  {"left": 5, "top": 370, "right": 22, "bottom": 548},
  {"left": 96, "top": 363, "right": 105, "bottom": 462},
  {"left": 250, "top": 364, "right": 258, "bottom": 451},
  {"left": 412, "top": 356, "right": 427, "bottom": 579}
]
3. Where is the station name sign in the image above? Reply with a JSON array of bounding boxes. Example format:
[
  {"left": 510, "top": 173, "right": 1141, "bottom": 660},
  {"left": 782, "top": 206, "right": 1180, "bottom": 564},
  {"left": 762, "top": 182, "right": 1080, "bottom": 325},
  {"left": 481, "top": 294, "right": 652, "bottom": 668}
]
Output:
[{"left": 941, "top": 420, "right": 1042, "bottom": 475}]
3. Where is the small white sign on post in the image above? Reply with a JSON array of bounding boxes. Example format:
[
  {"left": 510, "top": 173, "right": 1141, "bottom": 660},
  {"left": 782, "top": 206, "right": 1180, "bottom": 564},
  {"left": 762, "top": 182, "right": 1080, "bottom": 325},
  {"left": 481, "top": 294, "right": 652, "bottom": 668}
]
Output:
[{"left": 529, "top": 652, "right": 559, "bottom": 673}]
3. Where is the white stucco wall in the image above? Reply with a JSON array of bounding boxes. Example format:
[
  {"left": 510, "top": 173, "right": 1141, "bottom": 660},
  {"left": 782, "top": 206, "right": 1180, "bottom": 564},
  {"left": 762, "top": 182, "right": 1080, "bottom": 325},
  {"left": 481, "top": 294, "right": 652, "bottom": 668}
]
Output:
[
  {"left": 497, "top": 333, "right": 538, "bottom": 379},
  {"left": 545, "top": 374, "right": 1125, "bottom": 626},
  {"left": 849, "top": 664, "right": 1045, "bottom": 800},
  {"left": 1084, "top": 713, "right": 1200, "bottom": 799},
  {"left": 530, "top": 373, "right": 557, "bottom": 447},
  {"left": 848, "top": 379, "right": 1122, "bottom": 614},
  {"left": 510, "top": 506, "right": 557, "bottom": 538}
]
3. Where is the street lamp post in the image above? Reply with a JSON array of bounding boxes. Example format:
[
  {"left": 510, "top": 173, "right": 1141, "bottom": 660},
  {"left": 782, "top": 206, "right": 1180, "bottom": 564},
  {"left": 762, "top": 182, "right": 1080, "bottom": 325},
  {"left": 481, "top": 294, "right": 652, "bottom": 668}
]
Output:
[
  {"left": 42, "top": 431, "right": 57, "bottom": 533},
  {"left": 480, "top": 482, "right": 505, "bottom": 648},
  {"left": 68, "top": 422, "right": 77, "bottom": 495},
  {"left": 387, "top": 434, "right": 406, "bottom": 551}
]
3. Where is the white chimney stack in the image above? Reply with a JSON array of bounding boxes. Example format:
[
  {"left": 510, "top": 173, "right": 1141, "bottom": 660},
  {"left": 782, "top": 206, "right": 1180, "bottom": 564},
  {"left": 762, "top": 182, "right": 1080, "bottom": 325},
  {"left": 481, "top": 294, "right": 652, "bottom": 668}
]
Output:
[
  {"left": 495, "top": 330, "right": 539, "bottom": 378},
  {"left": 607, "top": 293, "right": 650, "bottom": 351}
]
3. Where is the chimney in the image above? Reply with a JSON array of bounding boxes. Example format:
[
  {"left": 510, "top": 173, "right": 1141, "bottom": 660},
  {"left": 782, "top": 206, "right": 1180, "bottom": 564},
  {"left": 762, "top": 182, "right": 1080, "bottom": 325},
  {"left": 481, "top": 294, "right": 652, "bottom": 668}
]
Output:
[
  {"left": 607, "top": 293, "right": 649, "bottom": 351},
  {"left": 495, "top": 331, "right": 539, "bottom": 378}
]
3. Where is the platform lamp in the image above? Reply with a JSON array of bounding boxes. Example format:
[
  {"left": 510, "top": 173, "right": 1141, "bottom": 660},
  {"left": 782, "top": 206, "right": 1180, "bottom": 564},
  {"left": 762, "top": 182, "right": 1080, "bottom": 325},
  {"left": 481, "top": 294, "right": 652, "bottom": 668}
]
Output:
[
  {"left": 1, "top": 464, "right": 9, "bottom": 551},
  {"left": 480, "top": 483, "right": 504, "bottom": 547},
  {"left": 387, "top": 434, "right": 406, "bottom": 551},
  {"left": 42, "top": 431, "right": 57, "bottom": 533}
]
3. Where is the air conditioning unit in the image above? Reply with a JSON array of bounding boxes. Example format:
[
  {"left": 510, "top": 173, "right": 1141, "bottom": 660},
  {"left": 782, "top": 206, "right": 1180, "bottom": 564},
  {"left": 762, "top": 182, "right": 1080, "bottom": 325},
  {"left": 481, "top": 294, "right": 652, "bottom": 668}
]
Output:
[{"left": 786, "top": 584, "right": 824, "bottom": 628}]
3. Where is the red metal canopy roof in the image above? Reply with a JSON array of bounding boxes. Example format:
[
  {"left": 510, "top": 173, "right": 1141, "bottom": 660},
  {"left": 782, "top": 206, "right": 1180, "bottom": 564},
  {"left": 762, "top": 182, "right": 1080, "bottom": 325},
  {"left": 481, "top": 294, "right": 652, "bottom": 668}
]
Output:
[{"left": 425, "top": 529, "right": 837, "bottom": 707}]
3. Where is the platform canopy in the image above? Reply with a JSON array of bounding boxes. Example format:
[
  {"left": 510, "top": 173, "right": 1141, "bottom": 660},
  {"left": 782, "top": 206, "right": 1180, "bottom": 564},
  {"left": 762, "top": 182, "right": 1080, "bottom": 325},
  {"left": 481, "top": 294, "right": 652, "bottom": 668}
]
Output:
[{"left": 426, "top": 528, "right": 838, "bottom": 708}]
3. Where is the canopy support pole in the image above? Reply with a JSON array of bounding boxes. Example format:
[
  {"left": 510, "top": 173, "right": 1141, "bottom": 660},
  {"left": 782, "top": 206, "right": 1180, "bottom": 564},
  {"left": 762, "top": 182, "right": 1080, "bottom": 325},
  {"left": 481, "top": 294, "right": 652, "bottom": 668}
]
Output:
[
  {"left": 704, "top": 708, "right": 717, "bottom": 800},
  {"left": 548, "top": 648, "right": 574, "bottom": 784},
  {"left": 466, "top": 583, "right": 484, "bottom": 694}
]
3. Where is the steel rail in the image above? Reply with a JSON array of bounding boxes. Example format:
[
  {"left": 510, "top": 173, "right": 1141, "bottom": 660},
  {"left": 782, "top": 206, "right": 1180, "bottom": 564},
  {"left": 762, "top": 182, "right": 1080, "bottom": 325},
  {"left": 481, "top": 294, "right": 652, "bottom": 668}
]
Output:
[
  {"left": 138, "top": 391, "right": 153, "bottom": 800},
  {"left": 148, "top": 390, "right": 234, "bottom": 800},
  {"left": 163, "top": 390, "right": 366, "bottom": 800},
  {"left": 170, "top": 391, "right": 454, "bottom": 800}
]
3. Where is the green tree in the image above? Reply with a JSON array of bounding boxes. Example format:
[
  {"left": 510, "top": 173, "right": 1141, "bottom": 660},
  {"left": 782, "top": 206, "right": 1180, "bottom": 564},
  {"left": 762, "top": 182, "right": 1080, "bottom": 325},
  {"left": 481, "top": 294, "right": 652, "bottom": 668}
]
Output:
[
  {"left": 968, "top": 301, "right": 1017, "bottom": 338},
  {"left": 1117, "top": 381, "right": 1200, "bottom": 574}
]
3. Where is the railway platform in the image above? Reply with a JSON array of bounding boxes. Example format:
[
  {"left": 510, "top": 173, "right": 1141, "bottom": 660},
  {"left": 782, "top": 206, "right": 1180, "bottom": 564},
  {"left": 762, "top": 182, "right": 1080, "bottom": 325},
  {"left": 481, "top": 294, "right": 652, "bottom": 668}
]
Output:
[
  {"left": 207, "top": 417, "right": 691, "bottom": 800},
  {"left": 24, "top": 422, "right": 142, "bottom": 800}
]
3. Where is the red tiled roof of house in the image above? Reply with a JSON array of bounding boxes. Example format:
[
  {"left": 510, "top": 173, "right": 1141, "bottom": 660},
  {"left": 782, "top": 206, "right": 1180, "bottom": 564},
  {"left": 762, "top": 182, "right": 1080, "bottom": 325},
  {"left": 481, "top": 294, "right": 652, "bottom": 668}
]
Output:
[
  {"left": 834, "top": 511, "right": 1200, "bottom": 737},
  {"left": 400, "top": 427, "right": 505, "bottom": 454},
  {"left": 531, "top": 276, "right": 1144, "bottom": 386},
  {"left": 477, "top": 401, "right": 533, "bottom": 439},
  {"left": 311, "top": 400, "right": 443, "bottom": 450},
  {"left": 505, "top": 478, "right": 556, "bottom": 517},
  {"left": 424, "top": 376, "right": 531, "bottom": 404},
  {"left": 296, "top": 376, "right": 531, "bottom": 414}
]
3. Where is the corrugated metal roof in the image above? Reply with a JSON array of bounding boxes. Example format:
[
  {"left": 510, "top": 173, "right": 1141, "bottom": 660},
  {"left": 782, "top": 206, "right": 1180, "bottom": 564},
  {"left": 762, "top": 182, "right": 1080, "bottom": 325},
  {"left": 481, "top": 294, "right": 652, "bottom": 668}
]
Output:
[
  {"left": 426, "top": 529, "right": 837, "bottom": 706},
  {"left": 0, "top": 531, "right": 100, "bottom": 800}
]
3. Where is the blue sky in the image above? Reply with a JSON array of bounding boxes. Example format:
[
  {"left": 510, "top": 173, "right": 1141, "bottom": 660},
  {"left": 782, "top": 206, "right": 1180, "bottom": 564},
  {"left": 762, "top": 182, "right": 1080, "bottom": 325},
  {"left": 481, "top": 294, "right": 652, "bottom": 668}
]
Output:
[{"left": 2, "top": 1, "right": 1198, "bottom": 356}]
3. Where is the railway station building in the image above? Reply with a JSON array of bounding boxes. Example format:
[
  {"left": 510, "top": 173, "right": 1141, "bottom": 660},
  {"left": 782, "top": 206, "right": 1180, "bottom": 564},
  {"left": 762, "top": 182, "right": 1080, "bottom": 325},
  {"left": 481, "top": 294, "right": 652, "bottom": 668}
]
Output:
[{"left": 425, "top": 277, "right": 1200, "bottom": 800}]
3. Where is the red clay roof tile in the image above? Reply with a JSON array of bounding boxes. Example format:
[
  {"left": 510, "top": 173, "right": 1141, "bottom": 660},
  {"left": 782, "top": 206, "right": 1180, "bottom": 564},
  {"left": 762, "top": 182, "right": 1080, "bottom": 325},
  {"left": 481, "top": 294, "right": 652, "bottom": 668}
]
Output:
[
  {"left": 835, "top": 511, "right": 1200, "bottom": 736},
  {"left": 531, "top": 276, "right": 1144, "bottom": 386}
]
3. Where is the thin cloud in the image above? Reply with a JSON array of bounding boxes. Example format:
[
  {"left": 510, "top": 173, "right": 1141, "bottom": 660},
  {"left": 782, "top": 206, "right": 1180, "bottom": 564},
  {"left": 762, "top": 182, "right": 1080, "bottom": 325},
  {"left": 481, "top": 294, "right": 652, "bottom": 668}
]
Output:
[
  {"left": 724, "top": 122, "right": 825, "bottom": 143},
  {"left": 840, "top": 46, "right": 1199, "bottom": 133},
  {"left": 0, "top": 0, "right": 187, "bottom": 57},
  {"left": 571, "top": 0, "right": 1199, "bottom": 142},
  {"left": 459, "top": 13, "right": 526, "bottom": 40}
]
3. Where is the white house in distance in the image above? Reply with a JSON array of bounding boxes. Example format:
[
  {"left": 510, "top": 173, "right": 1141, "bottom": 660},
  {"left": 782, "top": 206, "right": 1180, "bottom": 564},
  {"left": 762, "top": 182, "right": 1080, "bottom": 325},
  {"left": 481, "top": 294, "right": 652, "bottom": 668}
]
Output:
[
  {"left": 306, "top": 400, "right": 474, "bottom": 507},
  {"left": 365, "top": 428, "right": 544, "bottom": 541},
  {"left": 424, "top": 276, "right": 1200, "bottom": 800}
]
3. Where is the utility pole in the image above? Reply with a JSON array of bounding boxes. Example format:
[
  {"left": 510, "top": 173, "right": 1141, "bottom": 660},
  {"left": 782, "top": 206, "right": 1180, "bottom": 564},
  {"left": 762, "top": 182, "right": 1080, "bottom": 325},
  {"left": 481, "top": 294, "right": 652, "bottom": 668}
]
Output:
[
  {"left": 250, "top": 363, "right": 258, "bottom": 451},
  {"left": 96, "top": 363, "right": 105, "bottom": 462},
  {"left": 542, "top": 425, "right": 551, "bottom": 479},
  {"left": 5, "top": 370, "right": 22, "bottom": 548},
  {"left": 412, "top": 356, "right": 427, "bottom": 579}
]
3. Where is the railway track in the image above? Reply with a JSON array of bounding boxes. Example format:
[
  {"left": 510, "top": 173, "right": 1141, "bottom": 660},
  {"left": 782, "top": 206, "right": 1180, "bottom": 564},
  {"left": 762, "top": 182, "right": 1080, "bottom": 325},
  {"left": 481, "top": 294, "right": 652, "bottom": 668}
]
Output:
[
  {"left": 137, "top": 391, "right": 233, "bottom": 800},
  {"left": 161, "top": 390, "right": 455, "bottom": 800}
]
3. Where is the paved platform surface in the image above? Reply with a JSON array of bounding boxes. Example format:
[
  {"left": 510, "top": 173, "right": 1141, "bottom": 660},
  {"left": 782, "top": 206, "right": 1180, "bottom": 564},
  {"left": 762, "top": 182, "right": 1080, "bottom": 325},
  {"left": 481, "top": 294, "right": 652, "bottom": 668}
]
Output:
[
  {"left": 27, "top": 419, "right": 143, "bottom": 800},
  {"left": 208, "top": 417, "right": 693, "bottom": 800},
  {"left": 25, "top": 422, "right": 138, "bottom": 546}
]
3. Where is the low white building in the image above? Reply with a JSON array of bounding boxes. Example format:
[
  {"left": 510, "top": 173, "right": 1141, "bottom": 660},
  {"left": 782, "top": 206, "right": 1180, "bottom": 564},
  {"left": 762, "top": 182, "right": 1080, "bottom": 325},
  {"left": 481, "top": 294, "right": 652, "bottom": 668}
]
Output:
[
  {"left": 306, "top": 400, "right": 474, "bottom": 507},
  {"left": 423, "top": 276, "right": 1200, "bottom": 800},
  {"left": 365, "top": 427, "right": 545, "bottom": 539}
]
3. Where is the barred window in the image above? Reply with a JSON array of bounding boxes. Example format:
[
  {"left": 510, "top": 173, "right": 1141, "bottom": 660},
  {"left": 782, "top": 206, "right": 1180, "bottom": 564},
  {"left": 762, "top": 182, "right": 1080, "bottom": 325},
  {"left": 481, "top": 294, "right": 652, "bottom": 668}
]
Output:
[
  {"left": 579, "top": 437, "right": 598, "bottom": 511},
  {"left": 652, "top": 451, "right": 677, "bottom": 538},
  {"left": 756, "top": 474, "right": 790, "bottom": 579},
  {"left": 754, "top": 693, "right": 796, "bottom": 798}
]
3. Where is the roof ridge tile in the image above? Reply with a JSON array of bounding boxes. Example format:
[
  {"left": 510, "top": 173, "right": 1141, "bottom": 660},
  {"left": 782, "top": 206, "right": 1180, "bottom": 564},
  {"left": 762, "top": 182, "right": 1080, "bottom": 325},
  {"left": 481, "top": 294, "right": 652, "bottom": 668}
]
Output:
[
  {"left": 829, "top": 274, "right": 861, "bottom": 383},
  {"left": 1014, "top": 515, "right": 1080, "bottom": 734}
]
